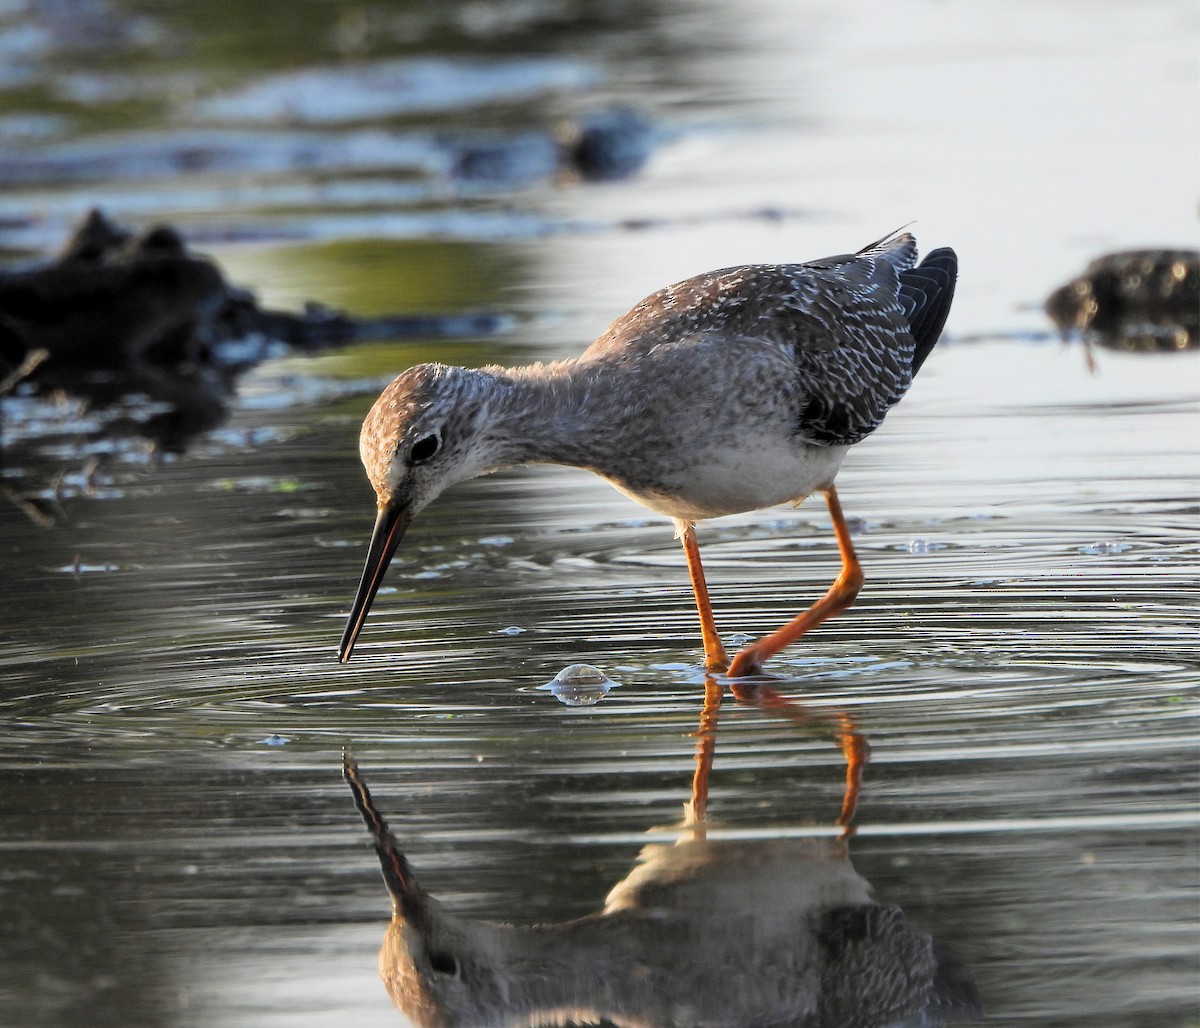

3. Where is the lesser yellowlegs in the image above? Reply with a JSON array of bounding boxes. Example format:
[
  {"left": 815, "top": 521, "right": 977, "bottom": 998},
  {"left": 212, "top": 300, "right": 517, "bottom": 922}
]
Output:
[{"left": 338, "top": 231, "right": 957, "bottom": 676}]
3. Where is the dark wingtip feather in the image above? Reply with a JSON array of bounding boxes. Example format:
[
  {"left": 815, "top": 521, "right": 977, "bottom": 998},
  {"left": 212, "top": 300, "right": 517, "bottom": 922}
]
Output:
[{"left": 901, "top": 247, "right": 958, "bottom": 374}]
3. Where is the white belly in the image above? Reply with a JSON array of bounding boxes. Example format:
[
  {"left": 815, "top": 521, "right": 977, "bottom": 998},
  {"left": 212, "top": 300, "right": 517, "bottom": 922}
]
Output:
[{"left": 603, "top": 441, "right": 848, "bottom": 522}]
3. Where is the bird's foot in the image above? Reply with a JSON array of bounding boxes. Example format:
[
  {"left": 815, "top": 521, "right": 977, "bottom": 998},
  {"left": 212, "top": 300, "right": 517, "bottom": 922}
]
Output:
[
  {"left": 703, "top": 653, "right": 729, "bottom": 675},
  {"left": 725, "top": 646, "right": 766, "bottom": 679}
]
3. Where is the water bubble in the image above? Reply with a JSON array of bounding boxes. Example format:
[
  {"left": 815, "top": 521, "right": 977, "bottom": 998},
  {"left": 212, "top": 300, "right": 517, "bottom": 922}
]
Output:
[
  {"left": 905, "top": 537, "right": 946, "bottom": 554},
  {"left": 497, "top": 625, "right": 526, "bottom": 636},
  {"left": 260, "top": 734, "right": 289, "bottom": 746},
  {"left": 1079, "top": 541, "right": 1132, "bottom": 556},
  {"left": 538, "top": 664, "right": 619, "bottom": 706}
]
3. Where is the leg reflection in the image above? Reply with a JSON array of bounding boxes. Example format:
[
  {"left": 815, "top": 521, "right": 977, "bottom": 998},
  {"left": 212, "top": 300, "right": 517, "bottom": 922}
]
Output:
[{"left": 705, "top": 679, "right": 870, "bottom": 838}]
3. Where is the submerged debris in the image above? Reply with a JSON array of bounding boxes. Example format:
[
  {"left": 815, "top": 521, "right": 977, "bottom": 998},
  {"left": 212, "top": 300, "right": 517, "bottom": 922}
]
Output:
[
  {"left": 0, "top": 211, "right": 230, "bottom": 376},
  {"left": 1045, "top": 249, "right": 1198, "bottom": 353},
  {"left": 453, "top": 107, "right": 655, "bottom": 186},
  {"left": 0, "top": 210, "right": 504, "bottom": 438},
  {"left": 0, "top": 208, "right": 507, "bottom": 384},
  {"left": 558, "top": 107, "right": 656, "bottom": 182},
  {"left": 0, "top": 209, "right": 508, "bottom": 518}
]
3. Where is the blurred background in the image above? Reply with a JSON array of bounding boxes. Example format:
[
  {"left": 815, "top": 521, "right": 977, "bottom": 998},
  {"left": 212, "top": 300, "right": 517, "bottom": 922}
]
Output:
[{"left": 0, "top": 1, "right": 1197, "bottom": 1026}]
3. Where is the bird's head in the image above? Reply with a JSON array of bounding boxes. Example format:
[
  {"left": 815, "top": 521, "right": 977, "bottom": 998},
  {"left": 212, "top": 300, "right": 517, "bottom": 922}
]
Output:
[
  {"left": 338, "top": 363, "right": 504, "bottom": 663},
  {"left": 344, "top": 756, "right": 517, "bottom": 1027}
]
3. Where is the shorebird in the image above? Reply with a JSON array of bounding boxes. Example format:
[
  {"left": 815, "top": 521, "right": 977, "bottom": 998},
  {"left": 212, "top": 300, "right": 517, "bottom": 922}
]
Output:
[
  {"left": 338, "top": 231, "right": 957, "bottom": 675},
  {"left": 343, "top": 737, "right": 982, "bottom": 1026}
]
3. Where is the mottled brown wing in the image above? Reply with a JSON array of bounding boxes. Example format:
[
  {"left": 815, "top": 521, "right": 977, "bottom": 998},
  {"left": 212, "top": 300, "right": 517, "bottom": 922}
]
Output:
[
  {"left": 777, "top": 241, "right": 956, "bottom": 445},
  {"left": 760, "top": 254, "right": 915, "bottom": 446},
  {"left": 583, "top": 266, "right": 772, "bottom": 362},
  {"left": 584, "top": 235, "right": 955, "bottom": 446}
]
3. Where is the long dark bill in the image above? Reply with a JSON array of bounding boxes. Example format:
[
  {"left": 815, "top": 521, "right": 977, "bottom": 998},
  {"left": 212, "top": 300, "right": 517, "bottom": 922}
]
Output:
[
  {"left": 343, "top": 752, "right": 425, "bottom": 917},
  {"left": 337, "top": 503, "right": 412, "bottom": 663}
]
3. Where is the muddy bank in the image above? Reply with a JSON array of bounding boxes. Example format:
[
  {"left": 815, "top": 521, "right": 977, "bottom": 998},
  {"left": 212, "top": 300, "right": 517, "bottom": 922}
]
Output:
[{"left": 0, "top": 210, "right": 508, "bottom": 453}]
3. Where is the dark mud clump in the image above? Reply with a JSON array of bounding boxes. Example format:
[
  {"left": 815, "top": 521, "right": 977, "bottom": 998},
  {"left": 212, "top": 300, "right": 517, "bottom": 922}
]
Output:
[
  {"left": 1045, "top": 249, "right": 1198, "bottom": 353},
  {"left": 452, "top": 107, "right": 655, "bottom": 185},
  {"left": 0, "top": 209, "right": 507, "bottom": 455}
]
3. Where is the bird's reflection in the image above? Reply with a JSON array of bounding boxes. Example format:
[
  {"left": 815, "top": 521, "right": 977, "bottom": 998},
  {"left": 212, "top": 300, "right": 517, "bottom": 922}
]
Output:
[{"left": 344, "top": 681, "right": 982, "bottom": 1027}]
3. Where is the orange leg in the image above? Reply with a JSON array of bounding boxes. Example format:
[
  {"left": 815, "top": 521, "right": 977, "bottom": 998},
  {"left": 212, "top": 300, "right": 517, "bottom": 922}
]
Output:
[
  {"left": 726, "top": 485, "right": 864, "bottom": 679},
  {"left": 680, "top": 522, "right": 730, "bottom": 672},
  {"left": 684, "top": 677, "right": 724, "bottom": 831},
  {"left": 834, "top": 712, "right": 869, "bottom": 837},
  {"left": 729, "top": 682, "right": 869, "bottom": 837}
]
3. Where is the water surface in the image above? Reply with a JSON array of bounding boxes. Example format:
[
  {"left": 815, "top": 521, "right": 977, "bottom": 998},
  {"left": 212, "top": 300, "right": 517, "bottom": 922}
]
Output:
[{"left": 1, "top": 1, "right": 1197, "bottom": 1025}]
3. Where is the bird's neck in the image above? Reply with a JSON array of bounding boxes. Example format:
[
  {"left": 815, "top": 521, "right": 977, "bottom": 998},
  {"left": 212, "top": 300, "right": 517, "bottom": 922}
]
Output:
[
  {"left": 481, "top": 359, "right": 625, "bottom": 472},
  {"left": 473, "top": 916, "right": 696, "bottom": 1023}
]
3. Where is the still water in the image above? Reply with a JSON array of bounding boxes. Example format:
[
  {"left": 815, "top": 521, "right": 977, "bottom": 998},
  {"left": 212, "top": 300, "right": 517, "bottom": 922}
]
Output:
[{"left": 1, "top": 1, "right": 1197, "bottom": 1025}]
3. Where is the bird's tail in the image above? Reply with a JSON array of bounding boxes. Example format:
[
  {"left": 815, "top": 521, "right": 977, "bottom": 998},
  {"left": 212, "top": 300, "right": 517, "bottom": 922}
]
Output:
[
  {"left": 901, "top": 248, "right": 958, "bottom": 374},
  {"left": 857, "top": 224, "right": 917, "bottom": 269}
]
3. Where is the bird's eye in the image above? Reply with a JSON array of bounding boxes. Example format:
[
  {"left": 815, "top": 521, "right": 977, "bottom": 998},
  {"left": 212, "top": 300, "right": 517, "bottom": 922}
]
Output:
[
  {"left": 409, "top": 433, "right": 441, "bottom": 465},
  {"left": 427, "top": 949, "right": 459, "bottom": 977}
]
